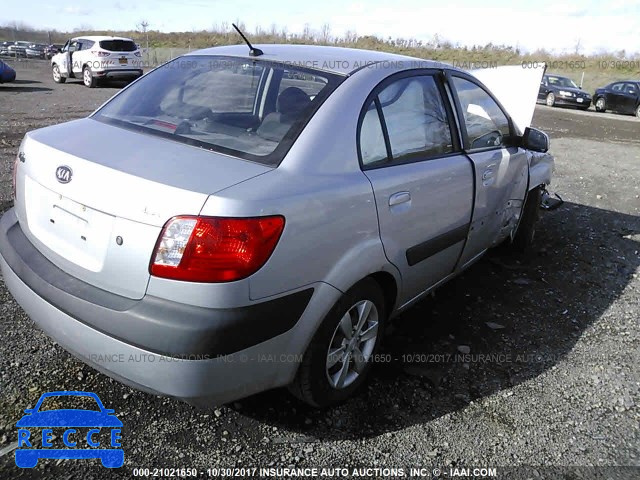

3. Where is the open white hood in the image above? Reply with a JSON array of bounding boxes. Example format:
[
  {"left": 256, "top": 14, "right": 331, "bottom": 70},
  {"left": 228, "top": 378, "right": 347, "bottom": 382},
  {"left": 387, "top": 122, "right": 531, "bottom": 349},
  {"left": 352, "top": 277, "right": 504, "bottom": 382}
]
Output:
[{"left": 470, "top": 63, "right": 546, "bottom": 135}]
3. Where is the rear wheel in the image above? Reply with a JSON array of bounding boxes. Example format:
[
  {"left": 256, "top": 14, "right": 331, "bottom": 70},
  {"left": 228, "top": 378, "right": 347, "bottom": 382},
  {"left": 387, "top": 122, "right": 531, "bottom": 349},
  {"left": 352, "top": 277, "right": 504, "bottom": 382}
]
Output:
[
  {"left": 635, "top": 105, "right": 640, "bottom": 118},
  {"left": 52, "top": 64, "right": 65, "bottom": 83},
  {"left": 595, "top": 97, "right": 606, "bottom": 112},
  {"left": 545, "top": 92, "right": 555, "bottom": 107},
  {"left": 83, "top": 66, "right": 97, "bottom": 88},
  {"left": 289, "top": 278, "right": 386, "bottom": 407}
]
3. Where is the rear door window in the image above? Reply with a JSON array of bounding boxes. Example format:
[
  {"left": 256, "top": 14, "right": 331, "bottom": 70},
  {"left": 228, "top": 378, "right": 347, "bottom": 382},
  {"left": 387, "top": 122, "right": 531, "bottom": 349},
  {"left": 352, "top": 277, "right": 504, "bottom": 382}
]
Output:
[
  {"left": 99, "top": 40, "right": 137, "bottom": 52},
  {"left": 359, "top": 74, "right": 455, "bottom": 168}
]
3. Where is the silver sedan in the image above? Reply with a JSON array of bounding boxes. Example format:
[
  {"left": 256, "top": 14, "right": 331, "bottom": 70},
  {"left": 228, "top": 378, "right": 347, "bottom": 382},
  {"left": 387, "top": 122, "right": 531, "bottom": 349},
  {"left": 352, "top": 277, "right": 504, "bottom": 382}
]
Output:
[{"left": 0, "top": 44, "right": 553, "bottom": 407}]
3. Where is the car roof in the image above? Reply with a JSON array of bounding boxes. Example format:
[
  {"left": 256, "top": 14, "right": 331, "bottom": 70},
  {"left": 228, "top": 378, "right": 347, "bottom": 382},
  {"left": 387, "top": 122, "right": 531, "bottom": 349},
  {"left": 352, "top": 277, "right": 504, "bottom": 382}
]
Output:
[
  {"left": 187, "top": 44, "right": 452, "bottom": 76},
  {"left": 72, "top": 35, "right": 135, "bottom": 42}
]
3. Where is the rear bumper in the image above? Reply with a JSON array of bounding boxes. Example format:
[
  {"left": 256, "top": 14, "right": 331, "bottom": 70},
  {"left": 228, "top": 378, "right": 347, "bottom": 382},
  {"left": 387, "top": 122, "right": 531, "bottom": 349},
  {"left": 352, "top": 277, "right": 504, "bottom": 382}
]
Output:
[
  {"left": 94, "top": 69, "right": 143, "bottom": 79},
  {"left": 0, "top": 208, "right": 334, "bottom": 405}
]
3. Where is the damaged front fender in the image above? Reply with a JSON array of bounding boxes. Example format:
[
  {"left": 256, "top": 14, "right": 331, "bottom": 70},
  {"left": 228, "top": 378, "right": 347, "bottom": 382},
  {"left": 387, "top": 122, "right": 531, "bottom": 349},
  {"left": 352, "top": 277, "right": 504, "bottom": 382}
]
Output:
[{"left": 528, "top": 150, "right": 554, "bottom": 190}]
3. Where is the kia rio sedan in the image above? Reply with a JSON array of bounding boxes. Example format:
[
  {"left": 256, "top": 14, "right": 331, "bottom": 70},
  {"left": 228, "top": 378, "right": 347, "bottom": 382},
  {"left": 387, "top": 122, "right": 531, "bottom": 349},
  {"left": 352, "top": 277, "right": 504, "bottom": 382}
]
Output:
[{"left": 0, "top": 45, "right": 553, "bottom": 408}]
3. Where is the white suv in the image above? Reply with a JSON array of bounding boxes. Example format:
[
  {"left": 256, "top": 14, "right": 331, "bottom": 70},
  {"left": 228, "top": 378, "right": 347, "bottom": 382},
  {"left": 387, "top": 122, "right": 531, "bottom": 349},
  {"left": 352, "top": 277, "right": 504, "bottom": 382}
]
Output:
[{"left": 51, "top": 36, "right": 144, "bottom": 88}]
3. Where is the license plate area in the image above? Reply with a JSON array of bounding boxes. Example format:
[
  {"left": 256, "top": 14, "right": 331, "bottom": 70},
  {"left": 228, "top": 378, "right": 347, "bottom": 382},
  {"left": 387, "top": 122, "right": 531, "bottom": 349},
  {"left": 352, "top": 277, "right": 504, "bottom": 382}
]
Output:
[
  {"left": 24, "top": 177, "right": 114, "bottom": 272},
  {"left": 119, "top": 57, "right": 128, "bottom": 65},
  {"left": 577, "top": 98, "right": 584, "bottom": 103}
]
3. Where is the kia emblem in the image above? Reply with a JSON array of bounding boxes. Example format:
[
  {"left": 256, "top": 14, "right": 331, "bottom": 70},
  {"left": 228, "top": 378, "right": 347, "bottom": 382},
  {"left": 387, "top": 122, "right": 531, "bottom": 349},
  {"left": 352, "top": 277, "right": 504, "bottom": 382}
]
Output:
[{"left": 56, "top": 165, "right": 73, "bottom": 184}]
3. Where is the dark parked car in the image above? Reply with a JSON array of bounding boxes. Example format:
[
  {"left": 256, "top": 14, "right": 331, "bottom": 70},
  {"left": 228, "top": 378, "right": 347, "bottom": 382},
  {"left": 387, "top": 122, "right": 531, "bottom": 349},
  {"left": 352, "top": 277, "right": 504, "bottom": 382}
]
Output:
[
  {"left": 0, "top": 59, "right": 16, "bottom": 83},
  {"left": 0, "top": 42, "right": 10, "bottom": 56},
  {"left": 538, "top": 74, "right": 591, "bottom": 110},
  {"left": 593, "top": 81, "right": 640, "bottom": 117},
  {"left": 44, "top": 44, "right": 64, "bottom": 59}
]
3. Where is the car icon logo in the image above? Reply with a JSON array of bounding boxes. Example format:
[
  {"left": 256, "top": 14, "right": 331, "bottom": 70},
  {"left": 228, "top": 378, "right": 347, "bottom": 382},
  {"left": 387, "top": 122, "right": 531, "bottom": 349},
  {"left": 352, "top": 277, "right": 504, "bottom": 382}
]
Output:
[
  {"left": 15, "top": 391, "right": 124, "bottom": 469},
  {"left": 55, "top": 165, "right": 72, "bottom": 184}
]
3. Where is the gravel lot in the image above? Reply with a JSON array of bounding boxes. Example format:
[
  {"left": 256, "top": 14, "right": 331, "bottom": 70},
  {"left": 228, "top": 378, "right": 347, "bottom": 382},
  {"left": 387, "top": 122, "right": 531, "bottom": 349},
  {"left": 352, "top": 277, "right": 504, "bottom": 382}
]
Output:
[{"left": 0, "top": 59, "right": 639, "bottom": 479}]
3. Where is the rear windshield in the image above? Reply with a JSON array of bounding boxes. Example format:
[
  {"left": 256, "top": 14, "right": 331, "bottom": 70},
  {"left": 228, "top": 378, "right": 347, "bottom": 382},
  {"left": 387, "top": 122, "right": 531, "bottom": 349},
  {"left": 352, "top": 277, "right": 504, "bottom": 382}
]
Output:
[
  {"left": 100, "top": 40, "right": 137, "bottom": 52},
  {"left": 94, "top": 55, "right": 344, "bottom": 165}
]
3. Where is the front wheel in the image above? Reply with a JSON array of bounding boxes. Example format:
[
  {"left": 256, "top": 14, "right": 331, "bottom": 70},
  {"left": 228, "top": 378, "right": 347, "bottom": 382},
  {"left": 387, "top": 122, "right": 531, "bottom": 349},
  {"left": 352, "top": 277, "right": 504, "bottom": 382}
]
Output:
[
  {"left": 595, "top": 97, "right": 606, "bottom": 112},
  {"left": 546, "top": 92, "right": 555, "bottom": 107},
  {"left": 52, "top": 64, "right": 66, "bottom": 83},
  {"left": 635, "top": 105, "right": 640, "bottom": 118},
  {"left": 288, "top": 278, "right": 386, "bottom": 407},
  {"left": 511, "top": 187, "right": 543, "bottom": 252},
  {"left": 83, "top": 66, "right": 97, "bottom": 88}
]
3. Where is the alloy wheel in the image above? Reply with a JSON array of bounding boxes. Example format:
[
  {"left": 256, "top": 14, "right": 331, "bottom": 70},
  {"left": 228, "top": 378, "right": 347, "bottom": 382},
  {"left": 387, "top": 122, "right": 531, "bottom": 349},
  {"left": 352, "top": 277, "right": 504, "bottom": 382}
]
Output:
[{"left": 325, "top": 299, "right": 379, "bottom": 389}]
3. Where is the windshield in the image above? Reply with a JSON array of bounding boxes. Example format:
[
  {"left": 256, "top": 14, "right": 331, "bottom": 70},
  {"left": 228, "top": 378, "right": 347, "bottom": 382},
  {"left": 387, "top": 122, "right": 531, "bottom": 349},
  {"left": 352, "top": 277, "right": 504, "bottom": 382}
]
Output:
[
  {"left": 547, "top": 76, "right": 578, "bottom": 89},
  {"left": 94, "top": 55, "right": 344, "bottom": 165}
]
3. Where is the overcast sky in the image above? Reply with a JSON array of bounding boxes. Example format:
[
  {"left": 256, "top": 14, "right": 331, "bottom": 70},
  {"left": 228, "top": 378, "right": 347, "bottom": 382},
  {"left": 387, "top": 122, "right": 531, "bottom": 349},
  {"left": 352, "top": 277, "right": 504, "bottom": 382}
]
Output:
[{"left": 3, "top": 0, "right": 639, "bottom": 54}]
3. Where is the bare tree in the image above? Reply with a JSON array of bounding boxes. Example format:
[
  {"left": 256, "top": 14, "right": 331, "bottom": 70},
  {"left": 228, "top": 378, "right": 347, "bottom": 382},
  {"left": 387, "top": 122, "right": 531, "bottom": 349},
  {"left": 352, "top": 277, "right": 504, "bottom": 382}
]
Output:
[
  {"left": 137, "top": 20, "right": 150, "bottom": 64},
  {"left": 320, "top": 23, "right": 331, "bottom": 44},
  {"left": 574, "top": 38, "right": 582, "bottom": 55}
]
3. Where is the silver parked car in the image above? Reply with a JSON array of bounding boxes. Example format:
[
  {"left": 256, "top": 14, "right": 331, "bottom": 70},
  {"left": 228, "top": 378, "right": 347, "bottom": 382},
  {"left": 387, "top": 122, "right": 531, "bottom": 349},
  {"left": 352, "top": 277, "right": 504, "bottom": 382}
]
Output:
[{"left": 0, "top": 45, "right": 553, "bottom": 408}]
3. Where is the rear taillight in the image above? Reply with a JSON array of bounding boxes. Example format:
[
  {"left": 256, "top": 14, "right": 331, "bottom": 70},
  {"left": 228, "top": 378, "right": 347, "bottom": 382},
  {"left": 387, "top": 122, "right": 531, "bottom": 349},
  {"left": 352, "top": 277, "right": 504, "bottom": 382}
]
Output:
[
  {"left": 91, "top": 50, "right": 110, "bottom": 57},
  {"left": 134, "top": 51, "right": 142, "bottom": 57},
  {"left": 150, "top": 215, "right": 285, "bottom": 283}
]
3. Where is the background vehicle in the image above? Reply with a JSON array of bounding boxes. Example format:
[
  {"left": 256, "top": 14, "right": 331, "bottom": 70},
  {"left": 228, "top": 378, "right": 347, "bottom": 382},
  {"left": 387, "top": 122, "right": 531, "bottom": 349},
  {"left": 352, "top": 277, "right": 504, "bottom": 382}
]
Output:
[
  {"left": 44, "top": 44, "right": 64, "bottom": 60},
  {"left": 538, "top": 74, "right": 591, "bottom": 109},
  {"left": 1, "top": 45, "right": 552, "bottom": 408},
  {"left": 0, "top": 42, "right": 10, "bottom": 56},
  {"left": 25, "top": 43, "right": 46, "bottom": 59},
  {"left": 51, "top": 36, "right": 143, "bottom": 88},
  {"left": 593, "top": 81, "right": 640, "bottom": 117},
  {"left": 0, "top": 59, "right": 16, "bottom": 83},
  {"left": 8, "top": 41, "right": 31, "bottom": 58}
]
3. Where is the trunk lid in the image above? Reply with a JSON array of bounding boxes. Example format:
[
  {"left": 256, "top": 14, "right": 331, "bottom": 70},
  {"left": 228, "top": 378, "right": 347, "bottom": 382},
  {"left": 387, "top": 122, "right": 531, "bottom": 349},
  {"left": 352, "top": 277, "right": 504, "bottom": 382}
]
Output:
[{"left": 14, "top": 118, "right": 271, "bottom": 299}]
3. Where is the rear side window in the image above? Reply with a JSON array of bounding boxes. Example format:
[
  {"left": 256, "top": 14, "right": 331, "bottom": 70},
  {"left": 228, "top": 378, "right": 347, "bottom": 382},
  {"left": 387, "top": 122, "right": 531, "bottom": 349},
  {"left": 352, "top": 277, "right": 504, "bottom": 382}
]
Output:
[
  {"left": 359, "top": 74, "right": 454, "bottom": 167},
  {"left": 451, "top": 76, "right": 511, "bottom": 151},
  {"left": 99, "top": 40, "right": 137, "bottom": 52}
]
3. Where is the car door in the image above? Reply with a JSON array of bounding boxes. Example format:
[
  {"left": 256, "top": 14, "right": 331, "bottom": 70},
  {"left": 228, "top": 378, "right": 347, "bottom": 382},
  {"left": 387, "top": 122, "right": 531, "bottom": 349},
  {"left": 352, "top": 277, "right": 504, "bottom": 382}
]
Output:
[
  {"left": 64, "top": 40, "right": 79, "bottom": 76},
  {"left": 448, "top": 73, "right": 529, "bottom": 267},
  {"left": 359, "top": 72, "right": 474, "bottom": 306},
  {"left": 71, "top": 39, "right": 85, "bottom": 75},
  {"left": 620, "top": 83, "right": 639, "bottom": 113},
  {"left": 606, "top": 83, "right": 625, "bottom": 111}
]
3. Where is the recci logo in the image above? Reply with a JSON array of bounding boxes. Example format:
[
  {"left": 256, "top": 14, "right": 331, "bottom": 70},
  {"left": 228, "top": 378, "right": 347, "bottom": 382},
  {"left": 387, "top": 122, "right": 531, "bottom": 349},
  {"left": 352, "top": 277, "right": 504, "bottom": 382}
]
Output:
[{"left": 15, "top": 391, "right": 124, "bottom": 469}]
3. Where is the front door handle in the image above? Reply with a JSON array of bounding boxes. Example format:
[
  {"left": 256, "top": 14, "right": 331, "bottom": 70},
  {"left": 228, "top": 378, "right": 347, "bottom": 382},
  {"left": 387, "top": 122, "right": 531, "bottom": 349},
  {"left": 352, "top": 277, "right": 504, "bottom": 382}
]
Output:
[{"left": 389, "top": 191, "right": 411, "bottom": 206}]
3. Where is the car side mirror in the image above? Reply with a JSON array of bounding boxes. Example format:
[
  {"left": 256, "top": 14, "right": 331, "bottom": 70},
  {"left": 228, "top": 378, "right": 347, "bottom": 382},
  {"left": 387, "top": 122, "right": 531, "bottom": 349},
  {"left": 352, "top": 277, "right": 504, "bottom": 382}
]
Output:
[
  {"left": 522, "top": 127, "right": 549, "bottom": 153},
  {"left": 23, "top": 409, "right": 34, "bottom": 414},
  {"left": 104, "top": 409, "right": 115, "bottom": 414}
]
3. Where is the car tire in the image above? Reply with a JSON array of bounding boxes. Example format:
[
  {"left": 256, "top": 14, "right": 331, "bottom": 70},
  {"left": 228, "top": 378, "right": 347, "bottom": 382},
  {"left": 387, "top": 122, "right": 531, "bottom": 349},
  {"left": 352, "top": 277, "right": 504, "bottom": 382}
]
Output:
[
  {"left": 52, "top": 64, "right": 66, "bottom": 84},
  {"left": 511, "top": 186, "right": 542, "bottom": 252},
  {"left": 83, "top": 66, "right": 97, "bottom": 88},
  {"left": 545, "top": 92, "right": 555, "bottom": 107},
  {"left": 288, "top": 278, "right": 386, "bottom": 408},
  {"left": 595, "top": 97, "right": 606, "bottom": 112},
  {"left": 635, "top": 105, "right": 640, "bottom": 118}
]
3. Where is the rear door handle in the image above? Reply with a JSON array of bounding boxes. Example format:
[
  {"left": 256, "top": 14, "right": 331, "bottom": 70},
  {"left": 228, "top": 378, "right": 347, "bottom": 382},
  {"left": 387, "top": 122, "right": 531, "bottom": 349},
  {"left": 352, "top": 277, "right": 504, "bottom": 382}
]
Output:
[{"left": 389, "top": 191, "right": 411, "bottom": 206}]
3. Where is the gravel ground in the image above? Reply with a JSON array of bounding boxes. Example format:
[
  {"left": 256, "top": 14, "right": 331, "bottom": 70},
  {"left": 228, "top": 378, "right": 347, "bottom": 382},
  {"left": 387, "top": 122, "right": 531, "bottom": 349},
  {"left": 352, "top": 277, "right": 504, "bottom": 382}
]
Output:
[{"left": 0, "top": 59, "right": 639, "bottom": 479}]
